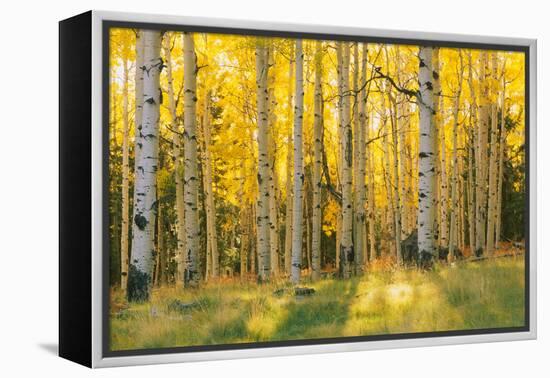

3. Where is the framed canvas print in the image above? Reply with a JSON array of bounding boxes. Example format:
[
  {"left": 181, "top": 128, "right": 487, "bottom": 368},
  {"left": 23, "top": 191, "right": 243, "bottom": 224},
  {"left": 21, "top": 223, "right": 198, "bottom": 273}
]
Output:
[{"left": 59, "top": 10, "right": 537, "bottom": 368}]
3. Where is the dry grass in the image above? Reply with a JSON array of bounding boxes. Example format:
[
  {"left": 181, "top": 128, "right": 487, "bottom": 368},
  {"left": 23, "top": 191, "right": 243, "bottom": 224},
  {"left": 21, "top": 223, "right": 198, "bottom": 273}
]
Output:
[{"left": 110, "top": 256, "right": 525, "bottom": 351}]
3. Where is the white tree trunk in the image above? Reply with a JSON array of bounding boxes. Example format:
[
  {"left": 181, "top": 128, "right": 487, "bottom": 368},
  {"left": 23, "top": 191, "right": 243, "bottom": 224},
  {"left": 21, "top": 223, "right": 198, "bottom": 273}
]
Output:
[
  {"left": 476, "top": 51, "right": 490, "bottom": 256},
  {"left": 366, "top": 111, "right": 376, "bottom": 261},
  {"left": 162, "top": 34, "right": 186, "bottom": 288},
  {"left": 495, "top": 69, "right": 506, "bottom": 248},
  {"left": 449, "top": 52, "right": 464, "bottom": 261},
  {"left": 417, "top": 46, "right": 437, "bottom": 267},
  {"left": 202, "top": 92, "right": 219, "bottom": 278},
  {"left": 311, "top": 40, "right": 323, "bottom": 281},
  {"left": 340, "top": 42, "right": 354, "bottom": 278},
  {"left": 267, "top": 47, "right": 280, "bottom": 276},
  {"left": 486, "top": 52, "right": 499, "bottom": 257},
  {"left": 128, "top": 30, "right": 162, "bottom": 301},
  {"left": 183, "top": 32, "right": 201, "bottom": 287},
  {"left": 432, "top": 48, "right": 447, "bottom": 251},
  {"left": 255, "top": 39, "right": 271, "bottom": 282},
  {"left": 290, "top": 39, "right": 304, "bottom": 284},
  {"left": 128, "top": 30, "right": 145, "bottom": 292},
  {"left": 284, "top": 53, "right": 294, "bottom": 275},
  {"left": 120, "top": 57, "right": 130, "bottom": 294}
]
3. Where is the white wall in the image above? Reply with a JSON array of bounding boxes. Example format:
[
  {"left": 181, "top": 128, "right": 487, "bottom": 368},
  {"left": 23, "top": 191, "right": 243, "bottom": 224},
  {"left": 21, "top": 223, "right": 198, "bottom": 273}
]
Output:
[{"left": 0, "top": 0, "right": 546, "bottom": 376}]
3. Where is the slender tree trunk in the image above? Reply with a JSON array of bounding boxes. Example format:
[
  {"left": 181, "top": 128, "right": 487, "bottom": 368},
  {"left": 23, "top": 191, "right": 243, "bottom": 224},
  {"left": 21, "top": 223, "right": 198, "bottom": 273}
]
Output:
[
  {"left": 267, "top": 47, "right": 280, "bottom": 276},
  {"left": 367, "top": 113, "right": 376, "bottom": 261},
  {"left": 127, "top": 31, "right": 145, "bottom": 293},
  {"left": 335, "top": 42, "right": 344, "bottom": 272},
  {"left": 417, "top": 46, "right": 436, "bottom": 268},
  {"left": 284, "top": 53, "right": 294, "bottom": 275},
  {"left": 163, "top": 34, "right": 186, "bottom": 287},
  {"left": 495, "top": 70, "right": 506, "bottom": 248},
  {"left": 120, "top": 57, "right": 130, "bottom": 294},
  {"left": 157, "top": 200, "right": 166, "bottom": 285},
  {"left": 128, "top": 30, "right": 162, "bottom": 301},
  {"left": 355, "top": 43, "right": 368, "bottom": 270},
  {"left": 449, "top": 52, "right": 464, "bottom": 262},
  {"left": 340, "top": 42, "right": 354, "bottom": 278},
  {"left": 183, "top": 32, "right": 201, "bottom": 287},
  {"left": 290, "top": 39, "right": 304, "bottom": 284},
  {"left": 352, "top": 43, "right": 364, "bottom": 271},
  {"left": 433, "top": 48, "right": 448, "bottom": 252},
  {"left": 475, "top": 51, "right": 490, "bottom": 256},
  {"left": 255, "top": 39, "right": 271, "bottom": 282},
  {"left": 467, "top": 52, "right": 477, "bottom": 255},
  {"left": 311, "top": 40, "right": 323, "bottom": 281},
  {"left": 486, "top": 52, "right": 499, "bottom": 257},
  {"left": 201, "top": 92, "right": 219, "bottom": 278}
]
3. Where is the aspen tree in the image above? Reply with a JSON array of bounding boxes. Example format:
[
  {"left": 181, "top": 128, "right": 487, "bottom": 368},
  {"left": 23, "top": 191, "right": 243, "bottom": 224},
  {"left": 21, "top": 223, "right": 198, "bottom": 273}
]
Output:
[
  {"left": 127, "top": 30, "right": 145, "bottom": 293},
  {"left": 255, "top": 39, "right": 271, "bottom": 282},
  {"left": 120, "top": 56, "right": 130, "bottom": 294},
  {"left": 352, "top": 43, "right": 364, "bottom": 270},
  {"left": 495, "top": 65, "right": 507, "bottom": 248},
  {"left": 128, "top": 30, "right": 162, "bottom": 301},
  {"left": 486, "top": 52, "right": 499, "bottom": 257},
  {"left": 284, "top": 50, "right": 294, "bottom": 275},
  {"left": 311, "top": 40, "right": 323, "bottom": 281},
  {"left": 290, "top": 39, "right": 304, "bottom": 284},
  {"left": 163, "top": 34, "right": 186, "bottom": 287},
  {"left": 183, "top": 32, "right": 201, "bottom": 287},
  {"left": 476, "top": 51, "right": 490, "bottom": 256},
  {"left": 202, "top": 92, "right": 219, "bottom": 278},
  {"left": 366, "top": 113, "right": 376, "bottom": 261},
  {"left": 355, "top": 43, "right": 368, "bottom": 269},
  {"left": 433, "top": 48, "right": 447, "bottom": 251},
  {"left": 417, "top": 46, "right": 437, "bottom": 267},
  {"left": 340, "top": 42, "right": 354, "bottom": 278},
  {"left": 267, "top": 47, "right": 280, "bottom": 276},
  {"left": 449, "top": 51, "right": 464, "bottom": 261},
  {"left": 467, "top": 51, "right": 478, "bottom": 254}
]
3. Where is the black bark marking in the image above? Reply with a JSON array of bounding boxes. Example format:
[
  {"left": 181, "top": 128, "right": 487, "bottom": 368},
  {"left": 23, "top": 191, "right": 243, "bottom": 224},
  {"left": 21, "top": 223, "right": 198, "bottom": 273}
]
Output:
[
  {"left": 134, "top": 214, "right": 148, "bottom": 230},
  {"left": 127, "top": 264, "right": 150, "bottom": 302}
]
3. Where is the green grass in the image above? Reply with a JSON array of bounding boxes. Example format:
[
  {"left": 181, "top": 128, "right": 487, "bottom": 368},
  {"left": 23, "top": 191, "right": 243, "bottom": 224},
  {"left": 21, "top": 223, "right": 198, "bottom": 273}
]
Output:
[{"left": 110, "top": 257, "right": 525, "bottom": 351}]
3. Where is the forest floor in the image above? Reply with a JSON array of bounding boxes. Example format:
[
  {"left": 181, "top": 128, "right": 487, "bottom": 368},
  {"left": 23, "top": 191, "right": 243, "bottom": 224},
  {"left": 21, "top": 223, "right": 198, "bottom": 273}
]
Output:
[{"left": 110, "top": 256, "right": 525, "bottom": 351}]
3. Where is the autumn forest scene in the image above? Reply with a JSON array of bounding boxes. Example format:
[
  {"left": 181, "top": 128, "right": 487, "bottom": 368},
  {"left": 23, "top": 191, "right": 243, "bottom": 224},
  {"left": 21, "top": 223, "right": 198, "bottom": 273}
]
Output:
[{"left": 108, "top": 27, "right": 526, "bottom": 351}]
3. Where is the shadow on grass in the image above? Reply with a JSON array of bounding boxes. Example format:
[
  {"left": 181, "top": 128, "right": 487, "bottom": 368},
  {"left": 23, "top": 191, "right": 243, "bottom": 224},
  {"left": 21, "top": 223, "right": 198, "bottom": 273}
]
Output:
[{"left": 271, "top": 279, "right": 360, "bottom": 341}]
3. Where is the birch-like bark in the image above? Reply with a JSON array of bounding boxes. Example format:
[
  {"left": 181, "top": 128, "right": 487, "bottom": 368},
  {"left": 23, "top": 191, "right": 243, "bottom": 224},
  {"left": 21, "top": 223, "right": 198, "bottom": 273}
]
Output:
[
  {"left": 335, "top": 42, "right": 344, "bottom": 271},
  {"left": 475, "top": 51, "right": 490, "bottom": 256},
  {"left": 311, "top": 40, "right": 323, "bottom": 281},
  {"left": 290, "top": 39, "right": 304, "bottom": 284},
  {"left": 486, "top": 52, "right": 499, "bottom": 257},
  {"left": 120, "top": 57, "right": 130, "bottom": 294},
  {"left": 267, "top": 47, "right": 279, "bottom": 276},
  {"left": 467, "top": 52, "right": 477, "bottom": 254},
  {"left": 352, "top": 43, "right": 364, "bottom": 270},
  {"left": 340, "top": 42, "right": 354, "bottom": 278},
  {"left": 367, "top": 112, "right": 376, "bottom": 261},
  {"left": 417, "top": 46, "right": 436, "bottom": 267},
  {"left": 355, "top": 43, "right": 368, "bottom": 269},
  {"left": 128, "top": 30, "right": 162, "bottom": 301},
  {"left": 202, "top": 92, "right": 219, "bottom": 278},
  {"left": 284, "top": 52, "right": 294, "bottom": 275},
  {"left": 495, "top": 69, "right": 506, "bottom": 248},
  {"left": 449, "top": 52, "right": 464, "bottom": 261},
  {"left": 127, "top": 30, "right": 145, "bottom": 292},
  {"left": 433, "top": 48, "right": 447, "bottom": 250},
  {"left": 163, "top": 34, "right": 186, "bottom": 287},
  {"left": 255, "top": 39, "right": 271, "bottom": 282},
  {"left": 183, "top": 32, "right": 201, "bottom": 287}
]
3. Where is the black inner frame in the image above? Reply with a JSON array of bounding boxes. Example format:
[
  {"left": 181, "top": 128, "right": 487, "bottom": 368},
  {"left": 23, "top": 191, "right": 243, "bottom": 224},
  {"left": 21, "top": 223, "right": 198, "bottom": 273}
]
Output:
[{"left": 102, "top": 19, "right": 531, "bottom": 358}]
